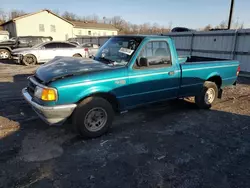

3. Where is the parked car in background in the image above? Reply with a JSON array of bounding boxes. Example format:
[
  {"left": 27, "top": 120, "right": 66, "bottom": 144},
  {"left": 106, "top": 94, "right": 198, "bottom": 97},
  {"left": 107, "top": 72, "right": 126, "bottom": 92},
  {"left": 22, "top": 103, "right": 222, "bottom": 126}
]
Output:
[
  {"left": 0, "top": 36, "right": 52, "bottom": 59},
  {"left": 12, "top": 41, "right": 88, "bottom": 65},
  {"left": 22, "top": 35, "right": 240, "bottom": 138},
  {"left": 0, "top": 31, "right": 9, "bottom": 42},
  {"left": 80, "top": 42, "right": 100, "bottom": 57},
  {"left": 171, "top": 27, "right": 195, "bottom": 32},
  {"left": 69, "top": 41, "right": 80, "bottom": 46}
]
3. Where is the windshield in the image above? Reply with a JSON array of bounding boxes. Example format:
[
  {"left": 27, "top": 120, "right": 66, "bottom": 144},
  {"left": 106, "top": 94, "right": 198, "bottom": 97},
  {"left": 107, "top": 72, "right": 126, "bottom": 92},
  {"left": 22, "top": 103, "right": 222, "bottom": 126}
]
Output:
[{"left": 94, "top": 37, "right": 142, "bottom": 66}]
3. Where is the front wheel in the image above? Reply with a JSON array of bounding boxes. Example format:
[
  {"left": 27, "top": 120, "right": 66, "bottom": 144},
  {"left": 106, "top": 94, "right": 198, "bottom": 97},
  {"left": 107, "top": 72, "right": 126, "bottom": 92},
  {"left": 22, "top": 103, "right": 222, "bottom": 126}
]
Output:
[
  {"left": 195, "top": 81, "right": 218, "bottom": 109},
  {"left": 0, "top": 49, "right": 10, "bottom": 59},
  {"left": 73, "top": 97, "right": 114, "bottom": 138}
]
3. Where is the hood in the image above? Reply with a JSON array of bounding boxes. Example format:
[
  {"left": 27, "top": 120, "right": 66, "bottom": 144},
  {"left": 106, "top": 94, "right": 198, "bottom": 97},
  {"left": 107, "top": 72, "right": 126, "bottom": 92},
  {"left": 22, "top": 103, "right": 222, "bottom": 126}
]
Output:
[
  {"left": 0, "top": 40, "right": 15, "bottom": 46},
  {"left": 35, "top": 57, "right": 112, "bottom": 83},
  {"left": 12, "top": 48, "right": 31, "bottom": 53}
]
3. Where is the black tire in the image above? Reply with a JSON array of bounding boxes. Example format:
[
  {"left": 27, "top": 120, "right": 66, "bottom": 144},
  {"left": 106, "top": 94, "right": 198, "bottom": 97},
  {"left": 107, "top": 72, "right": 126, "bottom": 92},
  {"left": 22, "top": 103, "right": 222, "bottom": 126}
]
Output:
[
  {"left": 195, "top": 81, "right": 218, "bottom": 109},
  {"left": 22, "top": 54, "right": 37, "bottom": 66},
  {"left": 73, "top": 97, "right": 114, "bottom": 138},
  {"left": 0, "top": 49, "right": 10, "bottom": 59},
  {"left": 73, "top": 54, "right": 82, "bottom": 57}
]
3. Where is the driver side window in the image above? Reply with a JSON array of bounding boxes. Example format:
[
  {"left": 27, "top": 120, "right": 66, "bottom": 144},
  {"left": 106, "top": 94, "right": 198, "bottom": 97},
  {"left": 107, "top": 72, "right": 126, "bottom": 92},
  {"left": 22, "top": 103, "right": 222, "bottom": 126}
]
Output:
[{"left": 135, "top": 41, "right": 172, "bottom": 69}]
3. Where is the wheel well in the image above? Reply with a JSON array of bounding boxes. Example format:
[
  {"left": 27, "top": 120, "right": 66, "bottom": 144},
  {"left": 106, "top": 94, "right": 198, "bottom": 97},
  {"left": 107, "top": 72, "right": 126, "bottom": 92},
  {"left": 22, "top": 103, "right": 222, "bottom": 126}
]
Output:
[
  {"left": 80, "top": 93, "right": 119, "bottom": 112},
  {"left": 23, "top": 54, "right": 37, "bottom": 61},
  {"left": 207, "top": 76, "right": 222, "bottom": 88},
  {"left": 73, "top": 53, "right": 82, "bottom": 57},
  {"left": 0, "top": 47, "right": 11, "bottom": 52},
  {"left": 0, "top": 48, "right": 11, "bottom": 54}
]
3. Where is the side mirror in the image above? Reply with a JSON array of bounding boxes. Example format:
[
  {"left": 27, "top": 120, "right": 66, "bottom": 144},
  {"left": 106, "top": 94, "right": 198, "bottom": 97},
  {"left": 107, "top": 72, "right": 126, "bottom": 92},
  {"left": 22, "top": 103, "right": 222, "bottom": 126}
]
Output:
[{"left": 139, "top": 57, "right": 148, "bottom": 67}]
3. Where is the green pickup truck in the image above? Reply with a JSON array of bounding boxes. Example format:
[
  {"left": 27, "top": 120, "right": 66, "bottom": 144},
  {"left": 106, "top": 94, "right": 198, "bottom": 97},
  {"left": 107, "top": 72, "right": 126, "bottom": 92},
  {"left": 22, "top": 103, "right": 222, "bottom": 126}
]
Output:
[{"left": 22, "top": 35, "right": 240, "bottom": 138}]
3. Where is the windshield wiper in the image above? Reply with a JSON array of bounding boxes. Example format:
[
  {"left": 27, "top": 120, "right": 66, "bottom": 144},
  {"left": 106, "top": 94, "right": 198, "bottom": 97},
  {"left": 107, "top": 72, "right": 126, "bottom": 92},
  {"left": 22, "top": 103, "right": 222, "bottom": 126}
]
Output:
[{"left": 95, "top": 57, "right": 115, "bottom": 65}]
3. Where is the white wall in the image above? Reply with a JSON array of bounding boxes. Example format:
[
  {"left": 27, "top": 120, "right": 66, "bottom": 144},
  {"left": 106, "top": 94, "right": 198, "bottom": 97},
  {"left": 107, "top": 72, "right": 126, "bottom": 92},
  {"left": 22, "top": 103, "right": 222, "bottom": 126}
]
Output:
[
  {"left": 15, "top": 11, "right": 73, "bottom": 41},
  {"left": 0, "top": 34, "right": 9, "bottom": 41},
  {"left": 73, "top": 28, "right": 117, "bottom": 37}
]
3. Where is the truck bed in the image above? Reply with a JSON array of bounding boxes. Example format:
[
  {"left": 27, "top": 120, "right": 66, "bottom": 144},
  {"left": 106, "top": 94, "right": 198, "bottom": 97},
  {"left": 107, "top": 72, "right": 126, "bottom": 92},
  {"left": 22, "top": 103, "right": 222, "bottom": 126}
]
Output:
[
  {"left": 179, "top": 56, "right": 227, "bottom": 64},
  {"left": 178, "top": 56, "right": 239, "bottom": 97},
  {"left": 185, "top": 56, "right": 227, "bottom": 62}
]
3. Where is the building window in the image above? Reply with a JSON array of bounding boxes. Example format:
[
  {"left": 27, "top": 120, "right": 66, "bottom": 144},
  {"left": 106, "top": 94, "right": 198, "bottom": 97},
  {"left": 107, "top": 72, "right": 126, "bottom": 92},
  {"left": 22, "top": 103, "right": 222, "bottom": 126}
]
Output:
[
  {"left": 50, "top": 25, "right": 56, "bottom": 32},
  {"left": 98, "top": 32, "right": 100, "bottom": 36},
  {"left": 39, "top": 24, "right": 45, "bottom": 32},
  {"left": 103, "top": 32, "right": 106, "bottom": 36},
  {"left": 88, "top": 31, "right": 91, "bottom": 35},
  {"left": 78, "top": 30, "right": 82, "bottom": 35},
  {"left": 112, "top": 32, "right": 114, "bottom": 36}
]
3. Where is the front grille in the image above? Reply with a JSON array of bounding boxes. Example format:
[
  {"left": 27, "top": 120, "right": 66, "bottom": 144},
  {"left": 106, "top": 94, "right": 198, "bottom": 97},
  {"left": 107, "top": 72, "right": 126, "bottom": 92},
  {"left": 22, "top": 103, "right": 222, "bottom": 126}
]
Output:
[{"left": 27, "top": 79, "right": 36, "bottom": 96}]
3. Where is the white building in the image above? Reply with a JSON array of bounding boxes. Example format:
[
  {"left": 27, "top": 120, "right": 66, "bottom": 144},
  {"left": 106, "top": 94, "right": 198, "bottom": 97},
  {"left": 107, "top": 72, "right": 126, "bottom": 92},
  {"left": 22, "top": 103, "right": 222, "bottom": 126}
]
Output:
[
  {"left": 1, "top": 10, "right": 118, "bottom": 41},
  {"left": 0, "top": 30, "right": 9, "bottom": 41},
  {"left": 1, "top": 10, "right": 73, "bottom": 41},
  {"left": 71, "top": 21, "right": 118, "bottom": 37}
]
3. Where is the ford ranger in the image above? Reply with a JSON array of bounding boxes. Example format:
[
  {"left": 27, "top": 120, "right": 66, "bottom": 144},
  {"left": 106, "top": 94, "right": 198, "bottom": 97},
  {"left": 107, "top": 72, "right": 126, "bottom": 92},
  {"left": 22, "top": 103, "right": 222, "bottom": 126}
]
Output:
[{"left": 22, "top": 35, "right": 240, "bottom": 138}]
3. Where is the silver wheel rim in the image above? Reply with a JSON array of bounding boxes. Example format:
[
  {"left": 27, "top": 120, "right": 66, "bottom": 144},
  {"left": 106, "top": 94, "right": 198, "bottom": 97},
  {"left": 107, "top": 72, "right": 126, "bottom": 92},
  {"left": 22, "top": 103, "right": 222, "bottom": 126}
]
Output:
[
  {"left": 84, "top": 107, "right": 107, "bottom": 132},
  {"left": 25, "top": 56, "right": 35, "bottom": 64},
  {"left": 205, "top": 88, "right": 215, "bottom": 104},
  {"left": 0, "top": 51, "right": 9, "bottom": 59}
]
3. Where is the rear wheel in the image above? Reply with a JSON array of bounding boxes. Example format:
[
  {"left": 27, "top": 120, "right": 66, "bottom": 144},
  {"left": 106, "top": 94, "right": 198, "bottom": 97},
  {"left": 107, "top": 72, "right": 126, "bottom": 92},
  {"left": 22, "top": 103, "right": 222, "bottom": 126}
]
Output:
[
  {"left": 0, "top": 49, "right": 10, "bottom": 59},
  {"left": 73, "top": 97, "right": 114, "bottom": 138},
  {"left": 22, "top": 54, "right": 37, "bottom": 66},
  {"left": 195, "top": 81, "right": 218, "bottom": 109}
]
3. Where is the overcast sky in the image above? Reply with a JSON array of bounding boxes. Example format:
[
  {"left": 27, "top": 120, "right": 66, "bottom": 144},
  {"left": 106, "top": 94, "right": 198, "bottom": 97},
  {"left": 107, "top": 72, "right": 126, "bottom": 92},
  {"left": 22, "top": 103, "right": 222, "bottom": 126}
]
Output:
[{"left": 1, "top": 0, "right": 250, "bottom": 28}]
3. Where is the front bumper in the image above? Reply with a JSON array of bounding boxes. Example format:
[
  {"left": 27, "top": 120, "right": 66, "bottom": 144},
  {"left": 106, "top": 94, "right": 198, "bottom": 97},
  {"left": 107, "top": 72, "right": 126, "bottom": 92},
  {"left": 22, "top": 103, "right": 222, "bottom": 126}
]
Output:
[{"left": 22, "top": 88, "right": 77, "bottom": 125}]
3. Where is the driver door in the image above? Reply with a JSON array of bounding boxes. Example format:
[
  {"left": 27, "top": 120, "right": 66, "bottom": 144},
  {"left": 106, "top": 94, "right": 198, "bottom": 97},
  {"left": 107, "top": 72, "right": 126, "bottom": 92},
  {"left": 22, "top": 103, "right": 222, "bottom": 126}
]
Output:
[{"left": 125, "top": 40, "right": 180, "bottom": 108}]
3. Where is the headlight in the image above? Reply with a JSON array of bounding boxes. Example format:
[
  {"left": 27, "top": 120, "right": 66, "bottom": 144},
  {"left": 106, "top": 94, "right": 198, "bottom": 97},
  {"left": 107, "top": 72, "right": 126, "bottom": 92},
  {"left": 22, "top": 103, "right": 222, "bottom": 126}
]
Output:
[{"left": 34, "top": 86, "right": 57, "bottom": 101}]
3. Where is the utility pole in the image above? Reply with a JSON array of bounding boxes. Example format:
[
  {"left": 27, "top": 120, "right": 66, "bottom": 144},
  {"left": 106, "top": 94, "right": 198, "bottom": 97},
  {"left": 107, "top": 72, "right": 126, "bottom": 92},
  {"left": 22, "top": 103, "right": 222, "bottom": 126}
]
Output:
[{"left": 228, "top": 0, "right": 235, "bottom": 29}]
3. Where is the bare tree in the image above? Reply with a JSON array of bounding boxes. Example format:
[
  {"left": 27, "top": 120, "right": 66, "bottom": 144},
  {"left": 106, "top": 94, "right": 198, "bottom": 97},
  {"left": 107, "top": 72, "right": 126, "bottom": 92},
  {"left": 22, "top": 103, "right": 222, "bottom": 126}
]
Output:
[
  {"left": 110, "top": 16, "right": 125, "bottom": 31},
  {"left": 130, "top": 24, "right": 139, "bottom": 34},
  {"left": 0, "top": 9, "right": 8, "bottom": 23},
  {"left": 203, "top": 24, "right": 212, "bottom": 31},
  {"left": 62, "top": 11, "right": 79, "bottom": 21},
  {"left": 9, "top": 10, "right": 26, "bottom": 20},
  {"left": 232, "top": 18, "right": 244, "bottom": 29},
  {"left": 85, "top": 14, "right": 99, "bottom": 23},
  {"left": 215, "top": 21, "right": 227, "bottom": 29}
]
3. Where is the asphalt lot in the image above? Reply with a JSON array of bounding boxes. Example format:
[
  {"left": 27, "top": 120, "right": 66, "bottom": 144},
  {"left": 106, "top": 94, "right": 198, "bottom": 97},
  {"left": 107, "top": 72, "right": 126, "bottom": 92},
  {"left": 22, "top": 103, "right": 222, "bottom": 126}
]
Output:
[{"left": 0, "top": 60, "right": 250, "bottom": 188}]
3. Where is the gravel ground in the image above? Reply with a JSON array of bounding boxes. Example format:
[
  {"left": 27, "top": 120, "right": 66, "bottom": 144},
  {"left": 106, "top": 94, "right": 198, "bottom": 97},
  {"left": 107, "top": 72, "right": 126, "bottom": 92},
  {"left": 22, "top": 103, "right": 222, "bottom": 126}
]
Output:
[{"left": 0, "top": 60, "right": 250, "bottom": 188}]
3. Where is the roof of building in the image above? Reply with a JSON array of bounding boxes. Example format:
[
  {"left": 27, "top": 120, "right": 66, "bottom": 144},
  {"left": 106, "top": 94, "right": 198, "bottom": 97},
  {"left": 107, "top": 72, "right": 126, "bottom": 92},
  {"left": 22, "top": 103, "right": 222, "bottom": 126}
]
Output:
[
  {"left": 71, "top": 21, "right": 118, "bottom": 31},
  {"left": 1, "top": 10, "right": 74, "bottom": 26}
]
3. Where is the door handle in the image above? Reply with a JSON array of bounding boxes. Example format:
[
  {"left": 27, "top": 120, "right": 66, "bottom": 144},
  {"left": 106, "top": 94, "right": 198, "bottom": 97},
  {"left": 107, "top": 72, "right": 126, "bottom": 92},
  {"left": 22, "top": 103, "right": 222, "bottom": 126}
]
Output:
[{"left": 168, "top": 71, "right": 175, "bottom": 76}]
